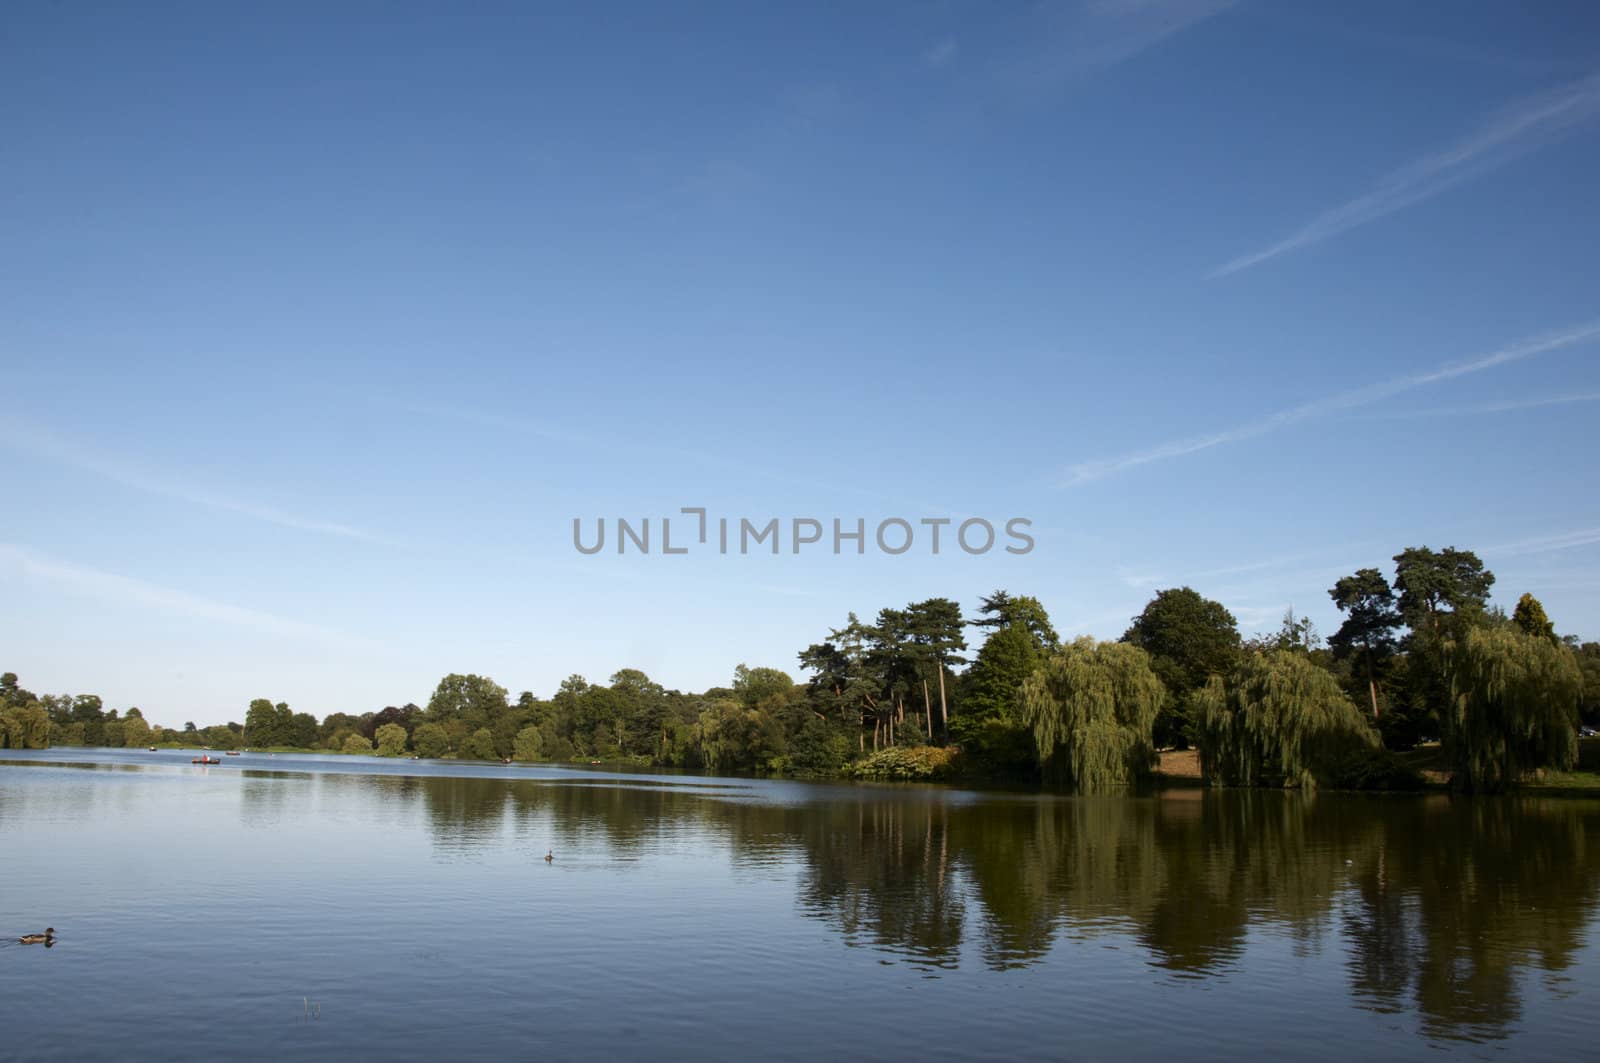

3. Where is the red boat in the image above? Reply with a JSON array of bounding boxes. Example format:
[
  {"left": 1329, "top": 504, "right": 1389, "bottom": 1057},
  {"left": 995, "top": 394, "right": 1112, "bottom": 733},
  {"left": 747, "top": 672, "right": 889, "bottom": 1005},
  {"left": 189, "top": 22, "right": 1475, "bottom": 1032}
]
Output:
[{"left": 192, "top": 756, "right": 221, "bottom": 765}]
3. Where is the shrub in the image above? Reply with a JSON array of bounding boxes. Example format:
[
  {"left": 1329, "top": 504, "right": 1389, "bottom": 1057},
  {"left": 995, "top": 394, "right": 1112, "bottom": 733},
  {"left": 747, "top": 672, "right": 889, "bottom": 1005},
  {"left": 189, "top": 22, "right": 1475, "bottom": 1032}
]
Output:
[{"left": 846, "top": 745, "right": 961, "bottom": 781}]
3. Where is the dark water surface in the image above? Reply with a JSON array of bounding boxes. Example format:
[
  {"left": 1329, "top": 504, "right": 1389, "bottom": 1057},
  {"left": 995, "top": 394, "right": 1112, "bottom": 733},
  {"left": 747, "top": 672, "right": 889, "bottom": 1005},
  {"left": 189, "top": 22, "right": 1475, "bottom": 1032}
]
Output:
[{"left": 3, "top": 749, "right": 1599, "bottom": 1061}]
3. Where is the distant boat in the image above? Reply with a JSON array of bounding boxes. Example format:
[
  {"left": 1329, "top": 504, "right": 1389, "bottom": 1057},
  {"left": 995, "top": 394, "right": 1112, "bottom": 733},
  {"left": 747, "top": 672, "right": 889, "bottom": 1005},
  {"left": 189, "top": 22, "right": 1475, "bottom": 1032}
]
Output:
[
  {"left": 192, "top": 756, "right": 221, "bottom": 765},
  {"left": 147, "top": 746, "right": 157, "bottom": 751},
  {"left": 226, "top": 751, "right": 241, "bottom": 756}
]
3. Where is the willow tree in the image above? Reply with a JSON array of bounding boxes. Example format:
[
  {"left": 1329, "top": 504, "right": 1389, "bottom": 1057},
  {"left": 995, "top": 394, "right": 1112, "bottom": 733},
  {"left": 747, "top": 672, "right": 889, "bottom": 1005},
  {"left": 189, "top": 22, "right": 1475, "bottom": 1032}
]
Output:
[
  {"left": 1442, "top": 625, "right": 1582, "bottom": 793},
  {"left": 1018, "top": 638, "right": 1164, "bottom": 791},
  {"left": 1196, "top": 650, "right": 1378, "bottom": 789}
]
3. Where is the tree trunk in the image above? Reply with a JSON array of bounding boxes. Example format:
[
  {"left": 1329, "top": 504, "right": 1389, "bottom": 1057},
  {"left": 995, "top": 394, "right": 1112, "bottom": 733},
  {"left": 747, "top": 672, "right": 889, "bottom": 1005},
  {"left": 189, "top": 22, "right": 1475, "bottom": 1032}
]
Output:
[
  {"left": 922, "top": 680, "right": 932, "bottom": 735},
  {"left": 1364, "top": 645, "right": 1380, "bottom": 720},
  {"left": 937, "top": 664, "right": 949, "bottom": 741}
]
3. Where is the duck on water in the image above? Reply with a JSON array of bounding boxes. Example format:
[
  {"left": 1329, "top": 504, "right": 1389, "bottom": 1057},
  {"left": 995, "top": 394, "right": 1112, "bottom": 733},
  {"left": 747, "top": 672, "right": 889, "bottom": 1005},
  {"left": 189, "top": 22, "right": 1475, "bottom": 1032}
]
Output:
[{"left": 19, "top": 928, "right": 55, "bottom": 946}]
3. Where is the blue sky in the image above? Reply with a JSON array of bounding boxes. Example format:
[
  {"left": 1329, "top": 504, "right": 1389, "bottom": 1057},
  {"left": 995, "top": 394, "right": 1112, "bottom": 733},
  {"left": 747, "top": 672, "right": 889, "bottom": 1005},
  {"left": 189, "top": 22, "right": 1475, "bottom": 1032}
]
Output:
[{"left": 4, "top": 1, "right": 1598, "bottom": 725}]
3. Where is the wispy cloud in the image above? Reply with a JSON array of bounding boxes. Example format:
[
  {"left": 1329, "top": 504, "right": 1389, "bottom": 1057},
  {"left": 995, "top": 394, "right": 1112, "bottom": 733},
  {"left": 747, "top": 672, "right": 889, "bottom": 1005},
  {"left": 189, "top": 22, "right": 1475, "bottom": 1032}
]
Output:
[
  {"left": 1487, "top": 526, "right": 1600, "bottom": 557},
  {"left": 1249, "top": 6, "right": 1559, "bottom": 78},
  {"left": 0, "top": 544, "right": 378, "bottom": 649},
  {"left": 0, "top": 420, "right": 384, "bottom": 543},
  {"left": 1061, "top": 318, "right": 1600, "bottom": 485},
  {"left": 1361, "top": 391, "right": 1600, "bottom": 419},
  {"left": 1213, "top": 72, "right": 1600, "bottom": 277},
  {"left": 386, "top": 399, "right": 596, "bottom": 447},
  {"left": 1009, "top": 0, "right": 1235, "bottom": 86},
  {"left": 1117, "top": 544, "right": 1372, "bottom": 590},
  {"left": 1228, "top": 603, "right": 1295, "bottom": 630}
]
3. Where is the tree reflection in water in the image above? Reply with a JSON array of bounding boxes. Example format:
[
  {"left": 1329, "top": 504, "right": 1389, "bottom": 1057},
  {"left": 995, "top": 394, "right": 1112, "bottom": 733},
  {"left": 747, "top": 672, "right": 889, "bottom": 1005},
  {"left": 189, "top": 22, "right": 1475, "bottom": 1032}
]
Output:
[{"left": 371, "top": 771, "right": 1600, "bottom": 1044}]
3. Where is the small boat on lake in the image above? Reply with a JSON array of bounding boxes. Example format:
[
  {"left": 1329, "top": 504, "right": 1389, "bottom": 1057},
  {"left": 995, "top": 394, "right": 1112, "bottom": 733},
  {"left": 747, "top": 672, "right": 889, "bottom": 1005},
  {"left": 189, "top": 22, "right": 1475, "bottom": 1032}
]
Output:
[
  {"left": 226, "top": 751, "right": 241, "bottom": 756},
  {"left": 192, "top": 756, "right": 221, "bottom": 765},
  {"left": 147, "top": 746, "right": 157, "bottom": 751}
]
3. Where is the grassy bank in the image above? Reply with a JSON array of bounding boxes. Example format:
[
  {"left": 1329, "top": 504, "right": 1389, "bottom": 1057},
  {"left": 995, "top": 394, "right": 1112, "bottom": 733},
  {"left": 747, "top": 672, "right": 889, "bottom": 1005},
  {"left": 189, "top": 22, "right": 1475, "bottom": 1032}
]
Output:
[{"left": 1152, "top": 738, "right": 1600, "bottom": 796}]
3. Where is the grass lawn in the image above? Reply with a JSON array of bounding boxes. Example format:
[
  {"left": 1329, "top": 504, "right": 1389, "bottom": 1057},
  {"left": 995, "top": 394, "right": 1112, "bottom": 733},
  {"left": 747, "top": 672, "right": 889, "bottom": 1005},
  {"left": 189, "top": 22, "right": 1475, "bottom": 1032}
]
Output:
[{"left": 1161, "top": 738, "right": 1600, "bottom": 795}]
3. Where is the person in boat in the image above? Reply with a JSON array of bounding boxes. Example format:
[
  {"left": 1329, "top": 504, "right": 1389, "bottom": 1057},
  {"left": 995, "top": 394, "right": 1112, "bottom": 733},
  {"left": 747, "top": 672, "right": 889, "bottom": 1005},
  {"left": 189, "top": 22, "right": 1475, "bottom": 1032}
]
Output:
[{"left": 19, "top": 928, "right": 54, "bottom": 946}]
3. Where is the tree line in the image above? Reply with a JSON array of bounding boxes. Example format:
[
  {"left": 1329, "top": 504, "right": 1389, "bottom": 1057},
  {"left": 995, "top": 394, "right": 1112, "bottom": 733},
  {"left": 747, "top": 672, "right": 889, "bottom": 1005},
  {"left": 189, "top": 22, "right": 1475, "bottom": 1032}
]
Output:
[{"left": 5, "top": 544, "right": 1597, "bottom": 791}]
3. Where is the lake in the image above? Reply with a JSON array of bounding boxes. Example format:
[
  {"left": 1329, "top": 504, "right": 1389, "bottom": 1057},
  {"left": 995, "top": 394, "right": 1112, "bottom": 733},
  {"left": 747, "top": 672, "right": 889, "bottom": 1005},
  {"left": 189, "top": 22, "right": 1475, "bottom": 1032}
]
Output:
[{"left": 3, "top": 749, "right": 1599, "bottom": 1061}]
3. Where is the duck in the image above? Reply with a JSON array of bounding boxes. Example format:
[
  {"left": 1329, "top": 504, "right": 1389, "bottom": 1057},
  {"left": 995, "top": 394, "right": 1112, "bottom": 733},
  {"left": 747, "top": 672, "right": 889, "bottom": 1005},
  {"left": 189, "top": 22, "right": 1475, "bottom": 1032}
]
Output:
[
  {"left": 544, "top": 850, "right": 553, "bottom": 864},
  {"left": 19, "top": 928, "right": 54, "bottom": 946}
]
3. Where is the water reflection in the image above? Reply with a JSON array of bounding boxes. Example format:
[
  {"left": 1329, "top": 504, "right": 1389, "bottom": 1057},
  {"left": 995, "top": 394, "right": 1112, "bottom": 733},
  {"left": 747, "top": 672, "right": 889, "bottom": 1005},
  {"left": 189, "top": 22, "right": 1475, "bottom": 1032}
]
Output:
[
  {"left": 323, "top": 774, "right": 1600, "bottom": 1043},
  {"left": 18, "top": 752, "right": 1600, "bottom": 1049}
]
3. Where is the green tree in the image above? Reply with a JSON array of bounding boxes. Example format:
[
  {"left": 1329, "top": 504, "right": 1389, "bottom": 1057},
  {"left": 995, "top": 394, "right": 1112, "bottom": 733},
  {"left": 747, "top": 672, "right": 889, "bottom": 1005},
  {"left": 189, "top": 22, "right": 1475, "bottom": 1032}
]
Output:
[
  {"left": 1441, "top": 625, "right": 1582, "bottom": 793},
  {"left": 462, "top": 727, "right": 498, "bottom": 761},
  {"left": 608, "top": 668, "right": 668, "bottom": 758},
  {"left": 288, "top": 712, "right": 319, "bottom": 749},
  {"left": 1576, "top": 642, "right": 1600, "bottom": 726},
  {"left": 513, "top": 724, "right": 544, "bottom": 762},
  {"left": 1393, "top": 546, "right": 1495, "bottom": 636},
  {"left": 70, "top": 694, "right": 106, "bottom": 746},
  {"left": 1512, "top": 593, "right": 1556, "bottom": 641},
  {"left": 732, "top": 665, "right": 794, "bottom": 710},
  {"left": 799, "top": 613, "right": 883, "bottom": 751},
  {"left": 1018, "top": 638, "right": 1164, "bottom": 791},
  {"left": 427, "top": 674, "right": 510, "bottom": 752},
  {"left": 121, "top": 712, "right": 152, "bottom": 748},
  {"left": 953, "top": 621, "right": 1043, "bottom": 775},
  {"left": 1, "top": 703, "right": 52, "bottom": 748},
  {"left": 374, "top": 722, "right": 409, "bottom": 756},
  {"left": 1122, "top": 587, "right": 1241, "bottom": 749},
  {"left": 243, "top": 698, "right": 280, "bottom": 747},
  {"left": 1328, "top": 568, "right": 1402, "bottom": 720},
  {"left": 412, "top": 722, "right": 450, "bottom": 758},
  {"left": 905, "top": 597, "right": 968, "bottom": 741},
  {"left": 343, "top": 733, "right": 373, "bottom": 755},
  {"left": 1196, "top": 650, "right": 1379, "bottom": 789},
  {"left": 970, "top": 590, "right": 1060, "bottom": 651}
]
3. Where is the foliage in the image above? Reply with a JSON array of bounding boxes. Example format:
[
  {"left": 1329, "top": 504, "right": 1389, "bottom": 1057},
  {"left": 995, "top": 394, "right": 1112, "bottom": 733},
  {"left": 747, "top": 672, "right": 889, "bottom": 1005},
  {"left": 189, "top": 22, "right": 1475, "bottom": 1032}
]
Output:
[
  {"left": 462, "top": 727, "right": 499, "bottom": 761},
  {"left": 1512, "top": 593, "right": 1556, "bottom": 640},
  {"left": 952, "top": 621, "right": 1044, "bottom": 775},
  {"left": 1577, "top": 642, "right": 1600, "bottom": 725},
  {"left": 1121, "top": 587, "right": 1241, "bottom": 749},
  {"left": 121, "top": 712, "right": 152, "bottom": 748},
  {"left": 783, "top": 716, "right": 855, "bottom": 776},
  {"left": 1441, "top": 625, "right": 1582, "bottom": 793},
  {"left": 513, "top": 724, "right": 543, "bottom": 762},
  {"left": 1018, "top": 638, "right": 1164, "bottom": 791},
  {"left": 374, "top": 722, "right": 409, "bottom": 757},
  {"left": 412, "top": 722, "right": 450, "bottom": 758},
  {"left": 1328, "top": 567, "right": 1401, "bottom": 721},
  {"left": 969, "top": 590, "right": 1059, "bottom": 651},
  {"left": 1327, "top": 747, "right": 1426, "bottom": 791},
  {"left": 1393, "top": 546, "right": 1494, "bottom": 635},
  {"left": 342, "top": 734, "right": 373, "bottom": 754},
  {"left": 1196, "top": 650, "right": 1380, "bottom": 789},
  {"left": 798, "top": 597, "right": 966, "bottom": 751},
  {"left": 845, "top": 745, "right": 961, "bottom": 781},
  {"left": 0, "top": 703, "right": 51, "bottom": 749},
  {"left": 3, "top": 560, "right": 1591, "bottom": 796}
]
